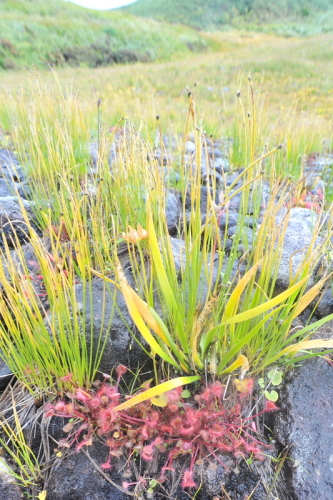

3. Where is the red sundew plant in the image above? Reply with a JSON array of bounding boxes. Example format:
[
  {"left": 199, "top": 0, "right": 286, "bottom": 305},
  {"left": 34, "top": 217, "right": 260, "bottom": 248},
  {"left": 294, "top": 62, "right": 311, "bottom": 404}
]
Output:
[
  {"left": 285, "top": 186, "right": 324, "bottom": 213},
  {"left": 45, "top": 371, "right": 278, "bottom": 490}
]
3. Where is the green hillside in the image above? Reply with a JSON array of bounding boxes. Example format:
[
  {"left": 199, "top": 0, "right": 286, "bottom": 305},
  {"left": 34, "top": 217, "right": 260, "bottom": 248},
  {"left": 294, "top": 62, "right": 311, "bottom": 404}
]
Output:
[
  {"left": 122, "top": 0, "right": 333, "bottom": 35},
  {"left": 0, "top": 0, "right": 213, "bottom": 70}
]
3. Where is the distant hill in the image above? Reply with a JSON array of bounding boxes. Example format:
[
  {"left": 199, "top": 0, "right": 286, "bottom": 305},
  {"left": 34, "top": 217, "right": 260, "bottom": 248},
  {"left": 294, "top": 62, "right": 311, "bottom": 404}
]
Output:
[
  {"left": 122, "top": 0, "right": 333, "bottom": 35},
  {"left": 0, "top": 0, "right": 214, "bottom": 70}
]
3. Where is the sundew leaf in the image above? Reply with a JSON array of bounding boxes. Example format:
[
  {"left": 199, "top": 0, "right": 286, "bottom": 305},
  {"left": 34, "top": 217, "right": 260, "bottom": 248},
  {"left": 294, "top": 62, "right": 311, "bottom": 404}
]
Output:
[{"left": 113, "top": 376, "right": 200, "bottom": 412}]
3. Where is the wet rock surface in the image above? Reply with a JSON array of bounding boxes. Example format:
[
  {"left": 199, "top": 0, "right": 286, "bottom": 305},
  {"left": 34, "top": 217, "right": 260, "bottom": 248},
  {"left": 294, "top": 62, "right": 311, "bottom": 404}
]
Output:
[
  {"left": 46, "top": 440, "right": 130, "bottom": 500},
  {"left": 0, "top": 196, "right": 41, "bottom": 249},
  {"left": 274, "top": 357, "right": 333, "bottom": 500},
  {"left": 226, "top": 460, "right": 267, "bottom": 500},
  {"left": 274, "top": 208, "right": 320, "bottom": 292},
  {"left": 0, "top": 457, "right": 24, "bottom": 500},
  {"left": 0, "top": 355, "right": 13, "bottom": 390},
  {"left": 166, "top": 190, "right": 182, "bottom": 234},
  {"left": 314, "top": 284, "right": 333, "bottom": 318},
  {"left": 0, "top": 148, "right": 26, "bottom": 182},
  {"left": 73, "top": 276, "right": 151, "bottom": 375}
]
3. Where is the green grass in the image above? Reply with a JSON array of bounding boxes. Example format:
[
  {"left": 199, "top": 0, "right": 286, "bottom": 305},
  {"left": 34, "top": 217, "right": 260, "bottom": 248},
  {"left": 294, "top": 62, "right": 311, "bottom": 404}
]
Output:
[
  {"left": 0, "top": 0, "right": 215, "bottom": 70},
  {"left": 0, "top": 59, "right": 332, "bottom": 393},
  {"left": 0, "top": 29, "right": 332, "bottom": 389},
  {"left": 122, "top": 0, "right": 333, "bottom": 35}
]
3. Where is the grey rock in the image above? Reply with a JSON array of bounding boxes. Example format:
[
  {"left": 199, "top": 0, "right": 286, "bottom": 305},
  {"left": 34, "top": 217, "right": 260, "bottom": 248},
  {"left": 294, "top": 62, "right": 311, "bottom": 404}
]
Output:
[
  {"left": 227, "top": 225, "right": 253, "bottom": 244},
  {"left": 213, "top": 157, "right": 230, "bottom": 172},
  {"left": 169, "top": 236, "right": 241, "bottom": 303},
  {"left": 169, "top": 237, "right": 186, "bottom": 272},
  {"left": 0, "top": 197, "right": 39, "bottom": 250},
  {"left": 274, "top": 357, "right": 333, "bottom": 500},
  {"left": 218, "top": 211, "right": 240, "bottom": 230},
  {"left": 0, "top": 196, "right": 34, "bottom": 221},
  {"left": 0, "top": 149, "right": 26, "bottom": 182},
  {"left": 201, "top": 166, "right": 223, "bottom": 187},
  {"left": 162, "top": 135, "right": 177, "bottom": 149},
  {"left": 274, "top": 208, "right": 320, "bottom": 291},
  {"left": 89, "top": 142, "right": 116, "bottom": 171},
  {"left": 151, "top": 150, "right": 173, "bottom": 166},
  {"left": 315, "top": 286, "right": 333, "bottom": 318},
  {"left": 0, "top": 355, "right": 13, "bottom": 390},
  {"left": 46, "top": 440, "right": 130, "bottom": 500},
  {"left": 226, "top": 460, "right": 267, "bottom": 499},
  {"left": 17, "top": 182, "right": 33, "bottom": 200},
  {"left": 207, "top": 147, "right": 223, "bottom": 159},
  {"left": 0, "top": 458, "right": 23, "bottom": 500},
  {"left": 73, "top": 277, "right": 150, "bottom": 375},
  {"left": 163, "top": 167, "right": 181, "bottom": 184},
  {"left": 165, "top": 191, "right": 182, "bottom": 234},
  {"left": 218, "top": 212, "right": 255, "bottom": 231},
  {"left": 194, "top": 455, "right": 233, "bottom": 496},
  {"left": 0, "top": 178, "right": 17, "bottom": 198},
  {"left": 185, "top": 140, "right": 196, "bottom": 154}
]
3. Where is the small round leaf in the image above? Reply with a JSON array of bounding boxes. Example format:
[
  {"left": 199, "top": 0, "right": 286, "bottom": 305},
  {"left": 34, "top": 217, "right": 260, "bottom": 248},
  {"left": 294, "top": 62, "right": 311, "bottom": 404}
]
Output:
[
  {"left": 181, "top": 389, "right": 191, "bottom": 398},
  {"left": 258, "top": 378, "right": 265, "bottom": 389},
  {"left": 268, "top": 370, "right": 282, "bottom": 386},
  {"left": 264, "top": 390, "right": 278, "bottom": 402}
]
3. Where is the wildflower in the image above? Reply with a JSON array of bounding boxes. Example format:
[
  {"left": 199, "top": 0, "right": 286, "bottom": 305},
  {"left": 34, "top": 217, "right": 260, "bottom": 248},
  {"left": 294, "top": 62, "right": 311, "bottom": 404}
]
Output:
[
  {"left": 60, "top": 373, "right": 72, "bottom": 382},
  {"left": 122, "top": 224, "right": 148, "bottom": 244}
]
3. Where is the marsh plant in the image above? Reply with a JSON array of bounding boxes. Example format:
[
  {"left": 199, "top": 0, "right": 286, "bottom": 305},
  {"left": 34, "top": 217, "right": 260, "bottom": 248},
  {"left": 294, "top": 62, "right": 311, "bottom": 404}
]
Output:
[{"left": 0, "top": 71, "right": 333, "bottom": 496}]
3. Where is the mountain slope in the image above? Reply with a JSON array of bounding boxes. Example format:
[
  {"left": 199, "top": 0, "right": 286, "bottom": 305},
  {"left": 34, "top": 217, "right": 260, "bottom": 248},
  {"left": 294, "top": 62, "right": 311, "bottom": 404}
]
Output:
[
  {"left": 0, "top": 0, "right": 213, "bottom": 70},
  {"left": 122, "top": 0, "right": 333, "bottom": 34}
]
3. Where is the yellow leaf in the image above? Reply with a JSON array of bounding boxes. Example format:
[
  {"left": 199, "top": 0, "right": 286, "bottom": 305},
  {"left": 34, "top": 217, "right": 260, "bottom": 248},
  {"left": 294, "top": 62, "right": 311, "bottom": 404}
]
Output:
[
  {"left": 151, "top": 393, "right": 168, "bottom": 407},
  {"left": 113, "top": 376, "right": 199, "bottom": 412},
  {"left": 279, "top": 339, "right": 333, "bottom": 357},
  {"left": 113, "top": 260, "right": 178, "bottom": 367},
  {"left": 223, "top": 276, "right": 309, "bottom": 325},
  {"left": 234, "top": 377, "right": 254, "bottom": 393},
  {"left": 223, "top": 260, "right": 262, "bottom": 320},
  {"left": 38, "top": 492, "right": 47, "bottom": 500},
  {"left": 130, "top": 288, "right": 171, "bottom": 346},
  {"left": 55, "top": 452, "right": 62, "bottom": 458},
  {"left": 291, "top": 273, "right": 332, "bottom": 320},
  {"left": 220, "top": 354, "right": 249, "bottom": 375}
]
